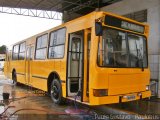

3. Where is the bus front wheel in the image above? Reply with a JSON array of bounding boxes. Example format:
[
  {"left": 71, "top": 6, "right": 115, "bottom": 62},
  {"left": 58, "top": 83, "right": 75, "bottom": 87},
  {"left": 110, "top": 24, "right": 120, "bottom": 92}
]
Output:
[{"left": 50, "top": 79, "right": 64, "bottom": 104}]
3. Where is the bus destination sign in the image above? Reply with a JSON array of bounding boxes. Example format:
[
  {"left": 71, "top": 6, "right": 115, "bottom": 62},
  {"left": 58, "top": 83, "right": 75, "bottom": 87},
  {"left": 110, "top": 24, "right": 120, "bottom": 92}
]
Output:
[{"left": 104, "top": 15, "right": 145, "bottom": 34}]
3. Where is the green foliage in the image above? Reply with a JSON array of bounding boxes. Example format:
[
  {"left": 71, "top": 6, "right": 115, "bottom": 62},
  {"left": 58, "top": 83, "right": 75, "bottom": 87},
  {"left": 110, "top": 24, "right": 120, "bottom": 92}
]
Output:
[{"left": 0, "top": 45, "right": 7, "bottom": 54}]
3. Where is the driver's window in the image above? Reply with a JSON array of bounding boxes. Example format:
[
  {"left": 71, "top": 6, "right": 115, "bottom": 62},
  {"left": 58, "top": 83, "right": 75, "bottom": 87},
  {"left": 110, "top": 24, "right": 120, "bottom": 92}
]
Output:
[{"left": 98, "top": 28, "right": 128, "bottom": 67}]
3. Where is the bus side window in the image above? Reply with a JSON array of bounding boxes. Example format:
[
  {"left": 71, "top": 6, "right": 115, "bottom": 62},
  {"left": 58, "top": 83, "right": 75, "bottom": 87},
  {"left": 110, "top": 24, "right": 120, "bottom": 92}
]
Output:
[
  {"left": 35, "top": 34, "right": 48, "bottom": 60},
  {"left": 19, "top": 42, "right": 26, "bottom": 60},
  {"left": 48, "top": 28, "right": 66, "bottom": 59},
  {"left": 12, "top": 44, "right": 19, "bottom": 60}
]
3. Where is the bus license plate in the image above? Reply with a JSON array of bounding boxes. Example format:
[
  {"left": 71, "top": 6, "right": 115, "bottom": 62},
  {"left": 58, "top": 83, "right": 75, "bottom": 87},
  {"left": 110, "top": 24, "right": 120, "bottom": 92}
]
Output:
[{"left": 127, "top": 95, "right": 135, "bottom": 100}]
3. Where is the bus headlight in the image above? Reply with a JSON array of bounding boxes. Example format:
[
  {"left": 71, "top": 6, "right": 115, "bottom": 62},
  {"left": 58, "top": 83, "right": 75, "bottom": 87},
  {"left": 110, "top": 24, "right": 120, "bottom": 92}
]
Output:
[
  {"left": 146, "top": 85, "right": 150, "bottom": 91},
  {"left": 93, "top": 89, "right": 108, "bottom": 97}
]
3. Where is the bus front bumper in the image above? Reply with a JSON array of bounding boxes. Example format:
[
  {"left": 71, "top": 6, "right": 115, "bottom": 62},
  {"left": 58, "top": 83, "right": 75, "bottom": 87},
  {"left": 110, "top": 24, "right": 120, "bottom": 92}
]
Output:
[{"left": 89, "top": 90, "right": 151, "bottom": 105}]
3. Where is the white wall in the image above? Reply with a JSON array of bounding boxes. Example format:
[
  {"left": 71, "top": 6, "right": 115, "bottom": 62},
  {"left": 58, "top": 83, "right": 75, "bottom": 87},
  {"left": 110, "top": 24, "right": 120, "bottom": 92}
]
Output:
[{"left": 101, "top": 0, "right": 160, "bottom": 97}]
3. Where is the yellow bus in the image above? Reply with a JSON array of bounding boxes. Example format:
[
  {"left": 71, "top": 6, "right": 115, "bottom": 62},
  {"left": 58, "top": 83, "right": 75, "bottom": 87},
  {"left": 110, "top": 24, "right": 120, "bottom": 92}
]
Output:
[{"left": 4, "top": 11, "right": 151, "bottom": 105}]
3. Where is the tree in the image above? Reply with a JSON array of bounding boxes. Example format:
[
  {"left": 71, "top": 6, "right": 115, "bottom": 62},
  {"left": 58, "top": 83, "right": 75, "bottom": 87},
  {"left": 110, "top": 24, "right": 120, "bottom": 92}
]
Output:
[{"left": 0, "top": 45, "right": 7, "bottom": 54}]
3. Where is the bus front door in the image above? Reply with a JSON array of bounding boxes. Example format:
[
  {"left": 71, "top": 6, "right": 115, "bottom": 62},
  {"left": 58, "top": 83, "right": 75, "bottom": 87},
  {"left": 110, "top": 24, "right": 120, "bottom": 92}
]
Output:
[{"left": 67, "top": 32, "right": 83, "bottom": 100}]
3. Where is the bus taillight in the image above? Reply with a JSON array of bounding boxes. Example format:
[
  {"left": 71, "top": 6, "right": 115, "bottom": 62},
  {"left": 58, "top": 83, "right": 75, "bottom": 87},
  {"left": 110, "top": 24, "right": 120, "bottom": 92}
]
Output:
[{"left": 93, "top": 89, "right": 108, "bottom": 97}]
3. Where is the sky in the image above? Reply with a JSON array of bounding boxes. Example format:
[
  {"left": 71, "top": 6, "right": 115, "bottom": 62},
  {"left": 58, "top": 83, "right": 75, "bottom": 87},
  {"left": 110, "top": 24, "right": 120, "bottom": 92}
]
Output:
[{"left": 0, "top": 13, "right": 61, "bottom": 48}]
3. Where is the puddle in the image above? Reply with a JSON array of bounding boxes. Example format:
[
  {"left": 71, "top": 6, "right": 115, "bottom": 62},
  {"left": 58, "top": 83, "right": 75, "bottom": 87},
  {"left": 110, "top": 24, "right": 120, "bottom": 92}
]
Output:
[{"left": 0, "top": 80, "right": 95, "bottom": 120}]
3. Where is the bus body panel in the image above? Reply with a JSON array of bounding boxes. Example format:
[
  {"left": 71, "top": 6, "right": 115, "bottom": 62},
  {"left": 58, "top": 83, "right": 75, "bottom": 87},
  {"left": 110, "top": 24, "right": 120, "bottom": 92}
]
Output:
[
  {"left": 90, "top": 68, "right": 150, "bottom": 94},
  {"left": 11, "top": 60, "right": 26, "bottom": 83},
  {"left": 108, "top": 69, "right": 150, "bottom": 95}
]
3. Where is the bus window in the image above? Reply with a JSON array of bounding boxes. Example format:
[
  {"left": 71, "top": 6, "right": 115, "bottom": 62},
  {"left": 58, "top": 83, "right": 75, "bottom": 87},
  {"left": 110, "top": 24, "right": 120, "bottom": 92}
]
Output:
[
  {"left": 48, "top": 28, "right": 66, "bottom": 59},
  {"left": 98, "top": 28, "right": 128, "bottom": 67},
  {"left": 19, "top": 42, "right": 26, "bottom": 60},
  {"left": 98, "top": 27, "right": 147, "bottom": 68},
  {"left": 128, "top": 34, "right": 147, "bottom": 68},
  {"left": 12, "top": 44, "right": 19, "bottom": 60},
  {"left": 35, "top": 34, "right": 48, "bottom": 60},
  {"left": 71, "top": 37, "right": 81, "bottom": 61}
]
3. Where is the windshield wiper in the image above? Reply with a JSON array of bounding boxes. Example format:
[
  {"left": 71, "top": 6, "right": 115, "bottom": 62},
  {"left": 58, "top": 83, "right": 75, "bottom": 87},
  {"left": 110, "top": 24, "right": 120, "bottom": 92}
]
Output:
[{"left": 135, "top": 41, "right": 144, "bottom": 71}]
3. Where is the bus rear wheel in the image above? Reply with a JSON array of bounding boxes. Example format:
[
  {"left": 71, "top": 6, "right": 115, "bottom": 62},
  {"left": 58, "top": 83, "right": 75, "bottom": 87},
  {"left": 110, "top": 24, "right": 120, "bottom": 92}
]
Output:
[{"left": 50, "top": 79, "right": 64, "bottom": 105}]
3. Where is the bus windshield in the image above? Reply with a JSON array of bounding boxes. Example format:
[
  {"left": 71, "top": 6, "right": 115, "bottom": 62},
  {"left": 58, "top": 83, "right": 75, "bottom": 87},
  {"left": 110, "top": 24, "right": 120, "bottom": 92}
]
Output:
[{"left": 97, "top": 27, "right": 147, "bottom": 68}]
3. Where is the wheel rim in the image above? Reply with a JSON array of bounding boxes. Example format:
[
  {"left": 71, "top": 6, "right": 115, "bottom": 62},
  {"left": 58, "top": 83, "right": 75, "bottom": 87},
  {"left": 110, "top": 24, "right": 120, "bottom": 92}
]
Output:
[{"left": 51, "top": 83, "right": 59, "bottom": 100}]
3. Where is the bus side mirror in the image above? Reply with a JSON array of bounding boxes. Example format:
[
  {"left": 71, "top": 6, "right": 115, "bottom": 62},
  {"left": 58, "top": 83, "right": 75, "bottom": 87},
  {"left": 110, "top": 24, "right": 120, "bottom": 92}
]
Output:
[{"left": 95, "top": 22, "right": 103, "bottom": 36}]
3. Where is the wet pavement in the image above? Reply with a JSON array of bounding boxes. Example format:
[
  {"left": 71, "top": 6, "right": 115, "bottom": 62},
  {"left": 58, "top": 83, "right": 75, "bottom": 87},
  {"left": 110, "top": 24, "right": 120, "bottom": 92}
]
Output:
[
  {"left": 109, "top": 98, "right": 160, "bottom": 114},
  {"left": 0, "top": 72, "right": 94, "bottom": 120},
  {"left": 0, "top": 71, "right": 160, "bottom": 120}
]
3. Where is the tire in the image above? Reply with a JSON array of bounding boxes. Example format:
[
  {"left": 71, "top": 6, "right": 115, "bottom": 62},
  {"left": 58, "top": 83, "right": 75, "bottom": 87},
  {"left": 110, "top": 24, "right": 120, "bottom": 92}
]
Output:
[
  {"left": 50, "top": 79, "right": 64, "bottom": 105},
  {"left": 12, "top": 71, "right": 17, "bottom": 85}
]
